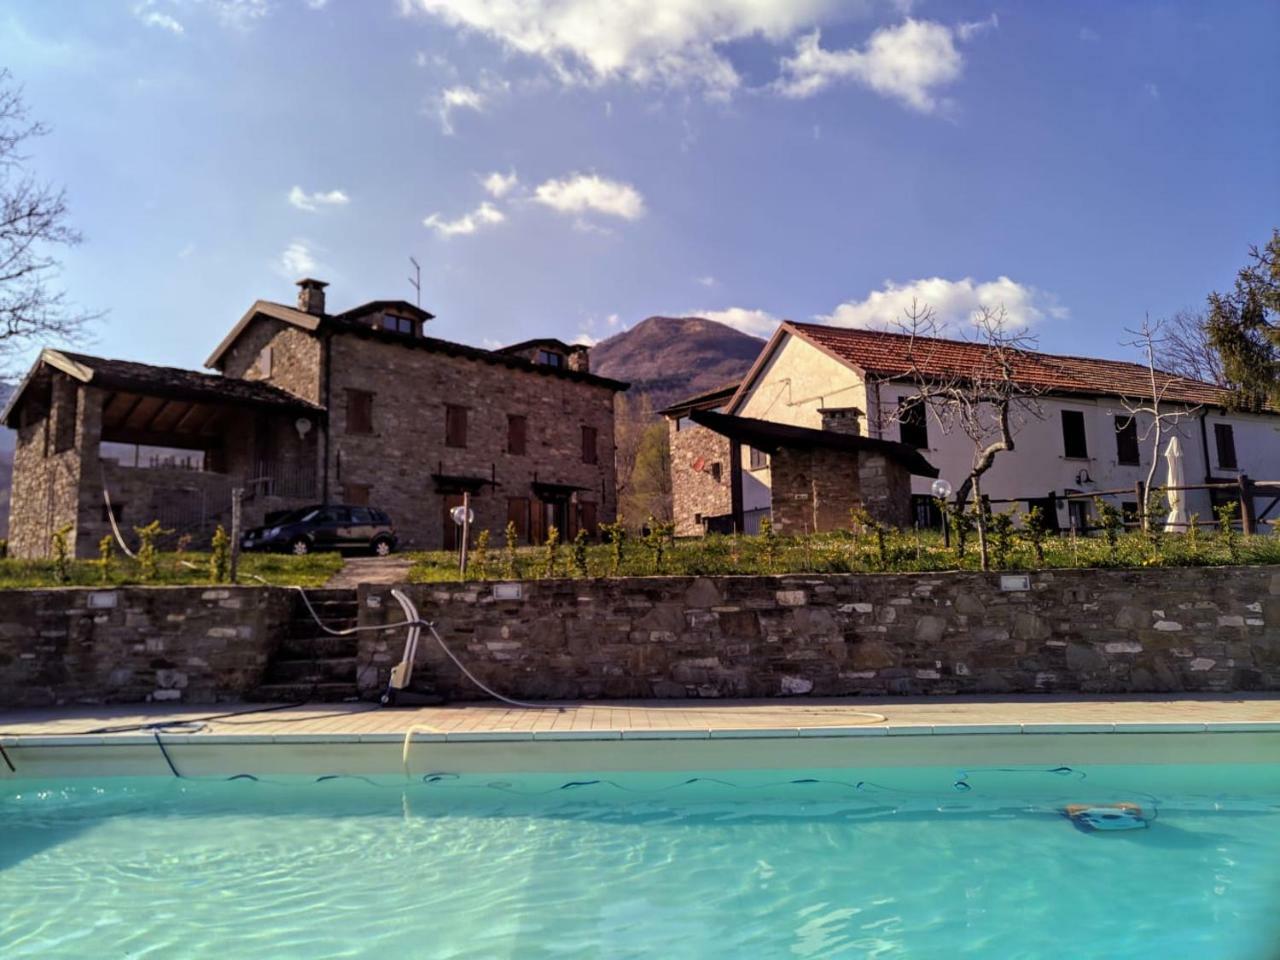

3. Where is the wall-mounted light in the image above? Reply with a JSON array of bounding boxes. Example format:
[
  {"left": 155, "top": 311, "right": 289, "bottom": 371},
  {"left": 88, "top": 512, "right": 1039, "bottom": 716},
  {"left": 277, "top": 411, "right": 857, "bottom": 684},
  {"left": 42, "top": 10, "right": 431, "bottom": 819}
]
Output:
[{"left": 1076, "top": 469, "right": 1093, "bottom": 485}]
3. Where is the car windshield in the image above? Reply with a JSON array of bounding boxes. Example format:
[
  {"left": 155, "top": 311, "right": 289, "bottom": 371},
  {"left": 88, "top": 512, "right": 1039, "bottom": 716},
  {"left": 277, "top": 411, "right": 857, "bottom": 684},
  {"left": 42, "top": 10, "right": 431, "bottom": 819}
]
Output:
[{"left": 272, "top": 508, "right": 321, "bottom": 525}]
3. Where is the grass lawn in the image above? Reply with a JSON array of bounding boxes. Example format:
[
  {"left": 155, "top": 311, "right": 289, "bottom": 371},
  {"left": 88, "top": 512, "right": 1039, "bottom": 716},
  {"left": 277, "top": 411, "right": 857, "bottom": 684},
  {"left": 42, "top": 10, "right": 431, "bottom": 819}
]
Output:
[
  {"left": 407, "top": 525, "right": 1280, "bottom": 583},
  {"left": 0, "top": 550, "right": 344, "bottom": 589}
]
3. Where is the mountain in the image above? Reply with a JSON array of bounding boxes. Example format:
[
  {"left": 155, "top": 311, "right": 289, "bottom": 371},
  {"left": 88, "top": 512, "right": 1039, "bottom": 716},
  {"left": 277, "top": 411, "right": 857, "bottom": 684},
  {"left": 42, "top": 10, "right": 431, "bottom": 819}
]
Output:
[{"left": 590, "top": 316, "right": 766, "bottom": 413}]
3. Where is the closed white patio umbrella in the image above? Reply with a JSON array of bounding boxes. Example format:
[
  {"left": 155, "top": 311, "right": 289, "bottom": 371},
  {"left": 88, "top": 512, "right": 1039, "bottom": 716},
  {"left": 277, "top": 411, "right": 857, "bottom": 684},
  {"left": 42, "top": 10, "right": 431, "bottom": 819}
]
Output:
[{"left": 1164, "top": 435, "right": 1189, "bottom": 533}]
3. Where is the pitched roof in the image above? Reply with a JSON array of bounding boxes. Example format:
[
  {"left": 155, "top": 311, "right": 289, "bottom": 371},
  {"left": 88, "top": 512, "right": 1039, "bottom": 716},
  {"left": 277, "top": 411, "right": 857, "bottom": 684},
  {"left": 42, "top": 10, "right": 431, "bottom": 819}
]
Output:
[
  {"left": 784, "top": 321, "right": 1246, "bottom": 409},
  {"left": 1, "top": 348, "right": 321, "bottom": 428},
  {"left": 689, "top": 409, "right": 939, "bottom": 478},
  {"left": 658, "top": 381, "right": 742, "bottom": 417}
]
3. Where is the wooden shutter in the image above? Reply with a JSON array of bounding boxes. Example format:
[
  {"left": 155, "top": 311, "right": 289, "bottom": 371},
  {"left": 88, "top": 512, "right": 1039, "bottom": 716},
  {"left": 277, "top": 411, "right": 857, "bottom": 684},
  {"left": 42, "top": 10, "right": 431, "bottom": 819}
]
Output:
[
  {"left": 445, "top": 405, "right": 468, "bottom": 448},
  {"left": 346, "top": 389, "right": 373, "bottom": 435},
  {"left": 508, "top": 415, "right": 527, "bottom": 455},
  {"left": 343, "top": 483, "right": 370, "bottom": 506},
  {"left": 580, "top": 501, "right": 598, "bottom": 537},
  {"left": 506, "top": 497, "right": 529, "bottom": 543},
  {"left": 1114, "top": 417, "right": 1139, "bottom": 465},
  {"left": 581, "top": 425, "right": 598, "bottom": 464}
]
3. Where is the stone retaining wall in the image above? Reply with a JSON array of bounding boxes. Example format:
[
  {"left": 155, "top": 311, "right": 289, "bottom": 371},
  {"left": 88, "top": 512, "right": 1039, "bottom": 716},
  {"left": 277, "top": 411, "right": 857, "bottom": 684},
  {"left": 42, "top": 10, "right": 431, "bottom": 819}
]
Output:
[
  {"left": 0, "top": 587, "right": 290, "bottom": 707},
  {"left": 356, "top": 568, "right": 1280, "bottom": 700}
]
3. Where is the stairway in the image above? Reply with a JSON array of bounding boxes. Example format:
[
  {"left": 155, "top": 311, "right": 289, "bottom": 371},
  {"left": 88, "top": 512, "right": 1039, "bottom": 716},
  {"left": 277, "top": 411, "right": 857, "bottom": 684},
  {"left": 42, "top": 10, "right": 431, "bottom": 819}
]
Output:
[{"left": 252, "top": 589, "right": 362, "bottom": 702}]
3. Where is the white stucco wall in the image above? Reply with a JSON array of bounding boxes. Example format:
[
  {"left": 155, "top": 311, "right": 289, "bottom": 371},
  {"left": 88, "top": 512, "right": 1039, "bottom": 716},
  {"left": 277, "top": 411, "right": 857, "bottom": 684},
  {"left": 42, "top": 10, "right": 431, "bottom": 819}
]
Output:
[
  {"left": 731, "top": 332, "right": 869, "bottom": 512},
  {"left": 729, "top": 332, "right": 1280, "bottom": 527}
]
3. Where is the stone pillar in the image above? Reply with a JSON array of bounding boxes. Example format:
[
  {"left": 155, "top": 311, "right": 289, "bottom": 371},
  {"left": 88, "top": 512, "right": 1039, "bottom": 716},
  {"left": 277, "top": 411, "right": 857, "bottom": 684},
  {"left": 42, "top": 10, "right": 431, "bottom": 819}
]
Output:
[
  {"left": 567, "top": 346, "right": 590, "bottom": 373},
  {"left": 858, "top": 452, "right": 912, "bottom": 528},
  {"left": 820, "top": 407, "right": 863, "bottom": 436}
]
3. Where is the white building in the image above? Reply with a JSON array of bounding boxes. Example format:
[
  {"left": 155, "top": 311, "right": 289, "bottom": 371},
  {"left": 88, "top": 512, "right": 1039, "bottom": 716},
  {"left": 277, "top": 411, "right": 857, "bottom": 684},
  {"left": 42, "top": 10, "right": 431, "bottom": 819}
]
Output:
[{"left": 678, "top": 321, "right": 1280, "bottom": 532}]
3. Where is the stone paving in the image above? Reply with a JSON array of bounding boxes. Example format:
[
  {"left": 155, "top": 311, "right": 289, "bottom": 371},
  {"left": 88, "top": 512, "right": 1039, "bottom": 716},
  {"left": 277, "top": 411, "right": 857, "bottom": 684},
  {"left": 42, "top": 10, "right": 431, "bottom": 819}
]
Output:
[
  {"left": 4, "top": 694, "right": 1279, "bottom": 740},
  {"left": 324, "top": 555, "right": 414, "bottom": 588}
]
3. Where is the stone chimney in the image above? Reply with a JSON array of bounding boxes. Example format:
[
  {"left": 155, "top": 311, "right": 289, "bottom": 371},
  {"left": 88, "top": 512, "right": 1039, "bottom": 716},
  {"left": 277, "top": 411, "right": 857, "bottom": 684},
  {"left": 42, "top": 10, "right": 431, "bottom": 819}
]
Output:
[
  {"left": 820, "top": 407, "right": 863, "bottom": 436},
  {"left": 296, "top": 278, "right": 328, "bottom": 316},
  {"left": 567, "top": 344, "right": 590, "bottom": 373}
]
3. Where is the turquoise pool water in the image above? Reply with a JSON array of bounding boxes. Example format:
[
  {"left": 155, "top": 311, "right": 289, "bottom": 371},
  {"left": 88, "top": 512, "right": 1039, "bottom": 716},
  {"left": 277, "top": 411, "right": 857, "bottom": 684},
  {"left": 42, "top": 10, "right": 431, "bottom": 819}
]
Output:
[{"left": 3, "top": 764, "right": 1279, "bottom": 958}]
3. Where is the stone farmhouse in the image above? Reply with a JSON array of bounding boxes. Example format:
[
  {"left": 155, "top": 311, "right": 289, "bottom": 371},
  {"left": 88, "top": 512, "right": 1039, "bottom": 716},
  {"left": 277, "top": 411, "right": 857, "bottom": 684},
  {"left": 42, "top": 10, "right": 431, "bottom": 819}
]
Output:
[
  {"left": 664, "top": 321, "right": 1280, "bottom": 536},
  {"left": 3, "top": 279, "right": 626, "bottom": 558}
]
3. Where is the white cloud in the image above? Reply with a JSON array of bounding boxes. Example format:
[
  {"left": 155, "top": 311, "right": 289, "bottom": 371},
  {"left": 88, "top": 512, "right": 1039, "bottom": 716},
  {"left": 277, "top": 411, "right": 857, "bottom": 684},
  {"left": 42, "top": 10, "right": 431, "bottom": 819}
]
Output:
[
  {"left": 278, "top": 241, "right": 317, "bottom": 276},
  {"left": 571, "top": 332, "right": 599, "bottom": 346},
  {"left": 481, "top": 170, "right": 519, "bottom": 198},
  {"left": 533, "top": 173, "right": 645, "bottom": 220},
  {"left": 821, "top": 276, "right": 1068, "bottom": 330},
  {"left": 135, "top": 4, "right": 185, "bottom": 34},
  {"left": 776, "top": 17, "right": 981, "bottom": 112},
  {"left": 1078, "top": 26, "right": 1099, "bottom": 42},
  {"left": 699, "top": 307, "right": 779, "bottom": 337},
  {"left": 208, "top": 0, "right": 270, "bottom": 29},
  {"left": 696, "top": 275, "right": 717, "bottom": 287},
  {"left": 423, "top": 201, "right": 506, "bottom": 237},
  {"left": 402, "top": 0, "right": 850, "bottom": 99},
  {"left": 1144, "top": 82, "right": 1160, "bottom": 100},
  {"left": 287, "top": 185, "right": 350, "bottom": 212},
  {"left": 438, "top": 85, "right": 486, "bottom": 134}
]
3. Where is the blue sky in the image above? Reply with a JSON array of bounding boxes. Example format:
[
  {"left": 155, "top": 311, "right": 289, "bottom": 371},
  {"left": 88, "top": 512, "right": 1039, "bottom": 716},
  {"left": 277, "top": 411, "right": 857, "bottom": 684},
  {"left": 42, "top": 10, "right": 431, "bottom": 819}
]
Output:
[{"left": 2, "top": 0, "right": 1277, "bottom": 372}]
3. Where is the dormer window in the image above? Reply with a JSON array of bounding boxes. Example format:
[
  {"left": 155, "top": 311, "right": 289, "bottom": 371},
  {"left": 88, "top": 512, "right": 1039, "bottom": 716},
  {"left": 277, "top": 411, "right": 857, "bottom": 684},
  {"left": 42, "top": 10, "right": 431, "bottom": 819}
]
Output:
[
  {"left": 381, "top": 313, "right": 416, "bottom": 336},
  {"left": 536, "top": 349, "right": 564, "bottom": 367}
]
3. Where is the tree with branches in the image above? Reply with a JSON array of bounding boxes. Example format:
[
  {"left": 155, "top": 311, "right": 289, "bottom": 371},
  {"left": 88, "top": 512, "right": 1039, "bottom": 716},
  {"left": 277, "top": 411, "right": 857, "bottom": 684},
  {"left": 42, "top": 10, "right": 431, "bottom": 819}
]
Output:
[
  {"left": 878, "top": 302, "right": 1048, "bottom": 571},
  {"left": 1154, "top": 307, "right": 1228, "bottom": 387},
  {"left": 1206, "top": 229, "right": 1280, "bottom": 407},
  {"left": 1120, "top": 315, "right": 1201, "bottom": 532},
  {"left": 0, "top": 69, "right": 95, "bottom": 366}
]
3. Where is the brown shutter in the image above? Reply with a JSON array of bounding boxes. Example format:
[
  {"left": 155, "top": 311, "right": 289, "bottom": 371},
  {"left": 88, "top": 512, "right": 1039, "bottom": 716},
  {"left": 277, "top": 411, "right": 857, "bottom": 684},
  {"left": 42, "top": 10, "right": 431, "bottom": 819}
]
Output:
[
  {"left": 581, "top": 425, "right": 598, "bottom": 464},
  {"left": 446, "top": 405, "right": 468, "bottom": 448},
  {"left": 580, "top": 501, "right": 598, "bottom": 537},
  {"left": 346, "top": 389, "right": 373, "bottom": 435},
  {"left": 530, "top": 498, "right": 545, "bottom": 544},
  {"left": 506, "top": 497, "right": 529, "bottom": 543},
  {"left": 508, "top": 415, "right": 527, "bottom": 455},
  {"left": 343, "top": 483, "right": 370, "bottom": 506}
]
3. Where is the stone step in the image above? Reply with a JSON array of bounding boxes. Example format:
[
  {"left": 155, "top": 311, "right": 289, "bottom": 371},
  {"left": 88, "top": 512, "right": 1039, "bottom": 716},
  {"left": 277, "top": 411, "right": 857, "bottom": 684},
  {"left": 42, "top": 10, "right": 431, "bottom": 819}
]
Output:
[
  {"left": 265, "top": 656, "right": 358, "bottom": 685},
  {"left": 276, "top": 634, "right": 360, "bottom": 660},
  {"left": 250, "top": 682, "right": 363, "bottom": 703}
]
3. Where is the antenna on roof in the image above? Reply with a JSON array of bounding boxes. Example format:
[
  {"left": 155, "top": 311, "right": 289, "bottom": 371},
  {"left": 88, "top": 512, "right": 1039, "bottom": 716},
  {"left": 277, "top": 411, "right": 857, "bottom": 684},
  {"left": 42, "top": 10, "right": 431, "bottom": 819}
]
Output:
[{"left": 408, "top": 256, "right": 421, "bottom": 309}]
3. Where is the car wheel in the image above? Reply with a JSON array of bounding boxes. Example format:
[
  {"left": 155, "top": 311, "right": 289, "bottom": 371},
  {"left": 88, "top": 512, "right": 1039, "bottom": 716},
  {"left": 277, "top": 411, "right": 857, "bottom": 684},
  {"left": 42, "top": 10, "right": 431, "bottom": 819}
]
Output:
[
  {"left": 290, "top": 537, "right": 310, "bottom": 556},
  {"left": 373, "top": 538, "right": 393, "bottom": 557}
]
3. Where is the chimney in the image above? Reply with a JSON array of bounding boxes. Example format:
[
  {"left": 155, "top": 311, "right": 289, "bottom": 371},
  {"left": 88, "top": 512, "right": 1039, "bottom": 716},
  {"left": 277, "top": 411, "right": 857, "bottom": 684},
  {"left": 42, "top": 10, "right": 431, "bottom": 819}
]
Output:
[
  {"left": 296, "top": 278, "right": 328, "bottom": 316},
  {"left": 567, "top": 344, "right": 590, "bottom": 373},
  {"left": 820, "top": 407, "right": 863, "bottom": 436}
]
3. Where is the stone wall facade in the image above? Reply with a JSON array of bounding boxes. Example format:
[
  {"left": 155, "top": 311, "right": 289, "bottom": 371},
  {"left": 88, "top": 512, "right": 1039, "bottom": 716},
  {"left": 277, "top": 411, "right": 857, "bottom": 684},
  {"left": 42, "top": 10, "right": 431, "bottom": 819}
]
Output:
[
  {"left": 356, "top": 567, "right": 1280, "bottom": 700},
  {"left": 0, "top": 586, "right": 291, "bottom": 707},
  {"left": 322, "top": 332, "right": 618, "bottom": 550},
  {"left": 669, "top": 420, "right": 734, "bottom": 536}
]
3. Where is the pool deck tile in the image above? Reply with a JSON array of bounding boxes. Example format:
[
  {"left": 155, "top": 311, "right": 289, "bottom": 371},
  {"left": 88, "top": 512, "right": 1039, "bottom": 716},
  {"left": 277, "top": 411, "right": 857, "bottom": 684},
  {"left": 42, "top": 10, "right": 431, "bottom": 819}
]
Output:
[{"left": 3, "top": 694, "right": 1280, "bottom": 744}]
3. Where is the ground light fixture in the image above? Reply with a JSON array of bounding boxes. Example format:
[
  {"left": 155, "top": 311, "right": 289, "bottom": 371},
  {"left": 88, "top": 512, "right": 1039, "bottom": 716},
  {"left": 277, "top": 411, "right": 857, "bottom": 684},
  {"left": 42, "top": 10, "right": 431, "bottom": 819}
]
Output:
[{"left": 931, "top": 478, "right": 953, "bottom": 547}]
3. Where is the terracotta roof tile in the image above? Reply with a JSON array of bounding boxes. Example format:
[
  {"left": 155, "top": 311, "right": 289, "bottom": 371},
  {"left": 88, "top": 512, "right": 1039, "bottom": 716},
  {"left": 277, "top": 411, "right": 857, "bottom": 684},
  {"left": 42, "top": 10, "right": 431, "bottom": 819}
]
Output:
[{"left": 786, "top": 321, "right": 1247, "bottom": 409}]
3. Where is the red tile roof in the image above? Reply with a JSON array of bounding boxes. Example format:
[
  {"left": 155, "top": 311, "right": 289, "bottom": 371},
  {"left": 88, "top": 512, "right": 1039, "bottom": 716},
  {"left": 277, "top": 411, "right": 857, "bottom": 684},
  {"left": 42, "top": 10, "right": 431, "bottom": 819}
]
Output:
[{"left": 786, "top": 321, "right": 1247, "bottom": 409}]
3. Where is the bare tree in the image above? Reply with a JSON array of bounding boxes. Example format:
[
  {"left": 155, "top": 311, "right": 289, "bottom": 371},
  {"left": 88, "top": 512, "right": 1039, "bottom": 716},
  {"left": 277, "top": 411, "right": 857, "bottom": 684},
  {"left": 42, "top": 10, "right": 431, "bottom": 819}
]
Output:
[
  {"left": 1154, "top": 308, "right": 1228, "bottom": 387},
  {"left": 1, "top": 69, "right": 95, "bottom": 365},
  {"left": 1121, "top": 315, "right": 1201, "bottom": 531},
  {"left": 878, "top": 301, "right": 1047, "bottom": 570}
]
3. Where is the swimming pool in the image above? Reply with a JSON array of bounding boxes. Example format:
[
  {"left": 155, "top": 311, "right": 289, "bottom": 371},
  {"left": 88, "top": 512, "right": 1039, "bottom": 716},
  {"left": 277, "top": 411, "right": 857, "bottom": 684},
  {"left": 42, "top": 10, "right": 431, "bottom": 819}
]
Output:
[{"left": 4, "top": 757, "right": 1279, "bottom": 958}]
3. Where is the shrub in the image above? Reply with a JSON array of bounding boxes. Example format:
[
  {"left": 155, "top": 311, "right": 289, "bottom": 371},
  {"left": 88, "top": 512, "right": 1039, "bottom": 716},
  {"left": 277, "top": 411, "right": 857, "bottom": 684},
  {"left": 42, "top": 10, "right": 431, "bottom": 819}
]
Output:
[
  {"left": 1216, "top": 501, "right": 1240, "bottom": 562},
  {"left": 502, "top": 521, "right": 519, "bottom": 579},
  {"left": 757, "top": 515, "right": 781, "bottom": 571},
  {"left": 51, "top": 524, "right": 73, "bottom": 583},
  {"left": 571, "top": 529, "right": 589, "bottom": 577},
  {"left": 1094, "top": 497, "right": 1123, "bottom": 560},
  {"left": 210, "top": 525, "right": 230, "bottom": 583},
  {"left": 600, "top": 519, "right": 628, "bottom": 575},
  {"left": 98, "top": 535, "right": 115, "bottom": 583},
  {"left": 1022, "top": 505, "right": 1050, "bottom": 565},
  {"left": 988, "top": 509, "right": 1016, "bottom": 569},
  {"left": 949, "top": 505, "right": 975, "bottom": 560},
  {"left": 469, "top": 528, "right": 491, "bottom": 580},
  {"left": 542, "top": 525, "right": 561, "bottom": 578},
  {"left": 134, "top": 520, "right": 171, "bottom": 582},
  {"left": 642, "top": 516, "right": 675, "bottom": 573}
]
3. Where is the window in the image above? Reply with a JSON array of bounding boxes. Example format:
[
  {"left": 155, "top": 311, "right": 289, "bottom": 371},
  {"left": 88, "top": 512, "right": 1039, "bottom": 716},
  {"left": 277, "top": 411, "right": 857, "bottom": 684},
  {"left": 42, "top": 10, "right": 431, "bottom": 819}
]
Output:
[
  {"left": 898, "top": 397, "right": 929, "bottom": 449},
  {"left": 345, "top": 389, "right": 374, "bottom": 435},
  {"left": 749, "top": 447, "right": 767, "bottom": 470},
  {"left": 343, "top": 483, "right": 370, "bottom": 506},
  {"left": 1215, "top": 423, "right": 1237, "bottom": 469},
  {"left": 445, "top": 404, "right": 468, "bottom": 448},
  {"left": 351, "top": 506, "right": 375, "bottom": 523},
  {"left": 508, "top": 415, "right": 527, "bottom": 455},
  {"left": 536, "top": 349, "right": 564, "bottom": 367},
  {"left": 381, "top": 313, "right": 415, "bottom": 335},
  {"left": 710, "top": 462, "right": 722, "bottom": 482},
  {"left": 1114, "top": 416, "right": 1139, "bottom": 465},
  {"left": 1061, "top": 410, "right": 1088, "bottom": 459},
  {"left": 581, "top": 425, "right": 598, "bottom": 464}
]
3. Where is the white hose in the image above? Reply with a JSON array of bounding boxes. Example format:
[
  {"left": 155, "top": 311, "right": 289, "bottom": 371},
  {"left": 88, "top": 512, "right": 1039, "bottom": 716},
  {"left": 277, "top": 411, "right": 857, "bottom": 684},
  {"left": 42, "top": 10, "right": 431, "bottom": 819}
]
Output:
[{"left": 100, "top": 467, "right": 137, "bottom": 559}]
